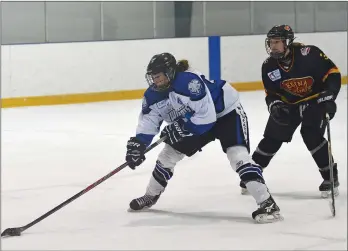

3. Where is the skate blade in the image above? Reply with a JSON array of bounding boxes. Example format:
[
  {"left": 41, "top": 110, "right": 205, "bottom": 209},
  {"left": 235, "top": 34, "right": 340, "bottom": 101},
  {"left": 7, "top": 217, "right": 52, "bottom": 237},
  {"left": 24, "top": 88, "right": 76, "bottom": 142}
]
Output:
[
  {"left": 127, "top": 206, "right": 152, "bottom": 213},
  {"left": 321, "top": 188, "right": 339, "bottom": 198},
  {"left": 328, "top": 199, "right": 336, "bottom": 216},
  {"left": 241, "top": 188, "right": 250, "bottom": 195},
  {"left": 254, "top": 212, "right": 284, "bottom": 224}
]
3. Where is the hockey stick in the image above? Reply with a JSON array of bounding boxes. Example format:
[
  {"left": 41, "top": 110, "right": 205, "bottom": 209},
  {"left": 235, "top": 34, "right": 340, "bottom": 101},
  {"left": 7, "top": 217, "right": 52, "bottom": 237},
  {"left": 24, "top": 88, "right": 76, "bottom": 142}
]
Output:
[
  {"left": 267, "top": 90, "right": 320, "bottom": 105},
  {"left": 325, "top": 113, "right": 336, "bottom": 217},
  {"left": 1, "top": 136, "right": 167, "bottom": 237}
]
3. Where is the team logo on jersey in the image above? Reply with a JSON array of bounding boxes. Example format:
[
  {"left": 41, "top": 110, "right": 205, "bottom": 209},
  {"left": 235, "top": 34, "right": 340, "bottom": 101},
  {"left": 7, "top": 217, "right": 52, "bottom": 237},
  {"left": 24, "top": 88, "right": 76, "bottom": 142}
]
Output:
[
  {"left": 168, "top": 105, "right": 194, "bottom": 122},
  {"left": 267, "top": 69, "right": 281, "bottom": 81},
  {"left": 281, "top": 76, "right": 314, "bottom": 97},
  {"left": 188, "top": 79, "right": 202, "bottom": 95},
  {"left": 156, "top": 100, "right": 167, "bottom": 109},
  {"left": 300, "top": 47, "right": 311, "bottom": 56}
]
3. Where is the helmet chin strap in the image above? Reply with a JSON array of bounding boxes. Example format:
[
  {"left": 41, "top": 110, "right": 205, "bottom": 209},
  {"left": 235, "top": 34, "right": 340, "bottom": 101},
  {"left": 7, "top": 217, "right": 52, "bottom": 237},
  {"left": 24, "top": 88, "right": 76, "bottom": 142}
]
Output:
[
  {"left": 277, "top": 48, "right": 292, "bottom": 65},
  {"left": 270, "top": 51, "right": 286, "bottom": 60},
  {"left": 270, "top": 40, "right": 291, "bottom": 66}
]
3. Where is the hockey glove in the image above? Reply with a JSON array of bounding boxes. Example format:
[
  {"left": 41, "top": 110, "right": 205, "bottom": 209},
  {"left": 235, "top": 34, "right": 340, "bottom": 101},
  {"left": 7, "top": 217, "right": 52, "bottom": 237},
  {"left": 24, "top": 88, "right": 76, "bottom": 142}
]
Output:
[
  {"left": 317, "top": 91, "right": 337, "bottom": 120},
  {"left": 160, "top": 119, "right": 194, "bottom": 146},
  {"left": 268, "top": 100, "right": 291, "bottom": 125},
  {"left": 126, "top": 137, "right": 147, "bottom": 170}
]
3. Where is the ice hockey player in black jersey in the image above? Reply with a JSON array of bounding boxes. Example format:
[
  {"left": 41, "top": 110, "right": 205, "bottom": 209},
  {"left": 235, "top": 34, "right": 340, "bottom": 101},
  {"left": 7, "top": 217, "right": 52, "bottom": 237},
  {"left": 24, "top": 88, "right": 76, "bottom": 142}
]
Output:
[
  {"left": 240, "top": 25, "right": 341, "bottom": 198},
  {"left": 125, "top": 52, "right": 283, "bottom": 223}
]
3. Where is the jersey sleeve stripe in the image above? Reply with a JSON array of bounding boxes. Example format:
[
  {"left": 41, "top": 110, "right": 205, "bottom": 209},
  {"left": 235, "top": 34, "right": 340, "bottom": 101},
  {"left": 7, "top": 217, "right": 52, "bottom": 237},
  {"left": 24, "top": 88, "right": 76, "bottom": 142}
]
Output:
[{"left": 322, "top": 67, "right": 340, "bottom": 82}]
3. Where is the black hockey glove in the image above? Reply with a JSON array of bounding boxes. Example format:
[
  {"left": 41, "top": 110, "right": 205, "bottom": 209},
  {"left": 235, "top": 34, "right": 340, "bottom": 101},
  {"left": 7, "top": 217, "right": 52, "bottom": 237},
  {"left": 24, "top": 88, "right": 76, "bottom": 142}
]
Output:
[
  {"left": 126, "top": 137, "right": 147, "bottom": 170},
  {"left": 160, "top": 119, "right": 194, "bottom": 146},
  {"left": 268, "top": 100, "right": 291, "bottom": 126},
  {"left": 316, "top": 90, "right": 337, "bottom": 120}
]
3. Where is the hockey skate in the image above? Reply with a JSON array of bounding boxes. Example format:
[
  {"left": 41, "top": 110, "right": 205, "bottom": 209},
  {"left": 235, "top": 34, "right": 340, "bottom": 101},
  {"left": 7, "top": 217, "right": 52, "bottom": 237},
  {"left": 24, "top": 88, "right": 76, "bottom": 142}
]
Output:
[
  {"left": 319, "top": 179, "right": 339, "bottom": 198},
  {"left": 128, "top": 193, "right": 161, "bottom": 212},
  {"left": 319, "top": 164, "right": 339, "bottom": 198},
  {"left": 252, "top": 196, "right": 283, "bottom": 223}
]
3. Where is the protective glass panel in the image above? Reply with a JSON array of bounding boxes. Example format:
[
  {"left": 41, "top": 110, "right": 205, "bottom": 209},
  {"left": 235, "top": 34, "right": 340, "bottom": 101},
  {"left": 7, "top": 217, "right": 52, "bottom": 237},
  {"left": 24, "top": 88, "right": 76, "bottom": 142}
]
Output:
[
  {"left": 154, "top": 2, "right": 175, "bottom": 38},
  {"left": 2, "top": 2, "right": 45, "bottom": 44},
  {"left": 252, "top": 2, "right": 295, "bottom": 35},
  {"left": 102, "top": 2, "right": 154, "bottom": 40},
  {"left": 205, "top": 2, "right": 251, "bottom": 36},
  {"left": 294, "top": 2, "right": 315, "bottom": 33},
  {"left": 315, "top": 2, "right": 347, "bottom": 32},
  {"left": 190, "top": 2, "right": 204, "bottom": 37},
  {"left": 46, "top": 2, "right": 101, "bottom": 42}
]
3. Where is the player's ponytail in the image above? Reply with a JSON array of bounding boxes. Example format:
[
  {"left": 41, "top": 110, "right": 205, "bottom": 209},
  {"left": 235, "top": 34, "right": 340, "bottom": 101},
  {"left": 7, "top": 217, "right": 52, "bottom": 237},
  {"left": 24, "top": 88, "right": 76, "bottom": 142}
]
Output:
[
  {"left": 291, "top": 42, "right": 305, "bottom": 47},
  {"left": 176, "top": 59, "right": 189, "bottom": 72}
]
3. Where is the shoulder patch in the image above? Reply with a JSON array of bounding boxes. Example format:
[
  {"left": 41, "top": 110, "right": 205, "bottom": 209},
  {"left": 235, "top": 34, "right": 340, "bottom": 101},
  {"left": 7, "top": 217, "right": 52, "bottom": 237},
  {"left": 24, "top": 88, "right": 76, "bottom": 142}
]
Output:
[
  {"left": 172, "top": 72, "right": 206, "bottom": 100},
  {"left": 300, "top": 46, "right": 311, "bottom": 56},
  {"left": 188, "top": 79, "right": 203, "bottom": 96},
  {"left": 267, "top": 69, "right": 281, "bottom": 81}
]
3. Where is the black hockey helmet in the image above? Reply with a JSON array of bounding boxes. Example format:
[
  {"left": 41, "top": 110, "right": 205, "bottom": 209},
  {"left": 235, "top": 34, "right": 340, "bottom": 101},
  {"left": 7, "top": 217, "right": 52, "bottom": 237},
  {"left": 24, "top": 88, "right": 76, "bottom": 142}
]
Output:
[
  {"left": 146, "top": 52, "right": 177, "bottom": 91},
  {"left": 265, "top": 25, "right": 295, "bottom": 59}
]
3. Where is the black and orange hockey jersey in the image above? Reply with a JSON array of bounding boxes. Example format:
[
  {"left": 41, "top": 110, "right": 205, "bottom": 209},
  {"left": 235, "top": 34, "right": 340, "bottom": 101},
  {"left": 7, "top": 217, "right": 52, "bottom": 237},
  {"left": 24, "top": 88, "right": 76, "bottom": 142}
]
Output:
[{"left": 262, "top": 44, "right": 341, "bottom": 106}]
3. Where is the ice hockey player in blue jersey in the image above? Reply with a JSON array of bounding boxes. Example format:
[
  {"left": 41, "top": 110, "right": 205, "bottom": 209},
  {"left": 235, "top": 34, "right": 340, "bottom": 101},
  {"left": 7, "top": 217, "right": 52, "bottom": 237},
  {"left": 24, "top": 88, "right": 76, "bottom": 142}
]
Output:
[{"left": 125, "top": 52, "right": 283, "bottom": 223}]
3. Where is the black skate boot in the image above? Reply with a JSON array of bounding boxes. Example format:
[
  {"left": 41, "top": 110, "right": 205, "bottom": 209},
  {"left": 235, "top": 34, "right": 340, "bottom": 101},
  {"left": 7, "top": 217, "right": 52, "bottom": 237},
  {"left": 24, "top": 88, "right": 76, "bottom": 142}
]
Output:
[
  {"left": 128, "top": 193, "right": 161, "bottom": 212},
  {"left": 319, "top": 163, "right": 339, "bottom": 198},
  {"left": 252, "top": 196, "right": 283, "bottom": 223}
]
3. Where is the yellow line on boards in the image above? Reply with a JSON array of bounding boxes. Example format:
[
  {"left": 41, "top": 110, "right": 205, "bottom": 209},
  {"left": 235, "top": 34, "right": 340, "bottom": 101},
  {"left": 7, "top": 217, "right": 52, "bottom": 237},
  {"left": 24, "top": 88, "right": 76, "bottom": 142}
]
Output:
[{"left": 1, "top": 76, "right": 347, "bottom": 108}]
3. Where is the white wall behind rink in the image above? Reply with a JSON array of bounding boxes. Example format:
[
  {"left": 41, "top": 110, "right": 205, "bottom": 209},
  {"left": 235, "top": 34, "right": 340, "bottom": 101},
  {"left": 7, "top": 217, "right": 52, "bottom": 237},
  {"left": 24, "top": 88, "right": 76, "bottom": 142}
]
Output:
[
  {"left": 1, "top": 38, "right": 209, "bottom": 98},
  {"left": 1, "top": 32, "right": 347, "bottom": 98}
]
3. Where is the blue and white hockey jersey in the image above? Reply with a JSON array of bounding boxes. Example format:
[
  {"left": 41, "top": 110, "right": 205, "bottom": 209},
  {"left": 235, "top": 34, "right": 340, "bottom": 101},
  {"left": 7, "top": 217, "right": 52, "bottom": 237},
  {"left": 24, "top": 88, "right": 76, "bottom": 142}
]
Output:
[{"left": 136, "top": 70, "right": 240, "bottom": 146}]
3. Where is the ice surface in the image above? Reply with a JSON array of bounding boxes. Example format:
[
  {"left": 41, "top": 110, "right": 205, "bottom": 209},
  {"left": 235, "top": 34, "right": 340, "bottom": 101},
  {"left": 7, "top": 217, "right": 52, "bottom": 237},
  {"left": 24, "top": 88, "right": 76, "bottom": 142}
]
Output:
[{"left": 1, "top": 87, "right": 347, "bottom": 250}]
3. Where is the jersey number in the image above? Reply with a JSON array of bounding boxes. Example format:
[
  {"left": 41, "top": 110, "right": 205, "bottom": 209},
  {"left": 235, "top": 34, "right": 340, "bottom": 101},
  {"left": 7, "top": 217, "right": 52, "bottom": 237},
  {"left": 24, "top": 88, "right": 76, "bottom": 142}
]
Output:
[{"left": 320, "top": 53, "right": 329, "bottom": 60}]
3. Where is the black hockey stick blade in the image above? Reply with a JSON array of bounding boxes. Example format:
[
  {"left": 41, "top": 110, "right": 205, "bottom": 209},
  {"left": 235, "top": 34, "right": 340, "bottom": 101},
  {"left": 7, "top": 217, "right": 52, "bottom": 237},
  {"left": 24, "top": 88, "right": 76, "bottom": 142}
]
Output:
[
  {"left": 1, "top": 136, "right": 167, "bottom": 238},
  {"left": 1, "top": 227, "right": 24, "bottom": 237},
  {"left": 329, "top": 198, "right": 336, "bottom": 217}
]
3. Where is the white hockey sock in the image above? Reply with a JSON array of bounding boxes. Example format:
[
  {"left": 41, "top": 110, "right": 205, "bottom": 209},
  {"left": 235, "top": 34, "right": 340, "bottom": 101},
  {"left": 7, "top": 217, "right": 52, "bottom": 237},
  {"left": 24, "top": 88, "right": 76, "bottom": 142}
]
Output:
[
  {"left": 145, "top": 144, "right": 184, "bottom": 197},
  {"left": 146, "top": 176, "right": 165, "bottom": 196},
  {"left": 245, "top": 181, "right": 271, "bottom": 205}
]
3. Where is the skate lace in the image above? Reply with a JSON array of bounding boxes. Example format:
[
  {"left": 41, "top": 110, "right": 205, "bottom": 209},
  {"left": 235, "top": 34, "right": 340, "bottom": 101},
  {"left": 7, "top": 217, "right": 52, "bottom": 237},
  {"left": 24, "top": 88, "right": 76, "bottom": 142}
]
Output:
[
  {"left": 259, "top": 198, "right": 273, "bottom": 209},
  {"left": 136, "top": 195, "right": 155, "bottom": 207}
]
